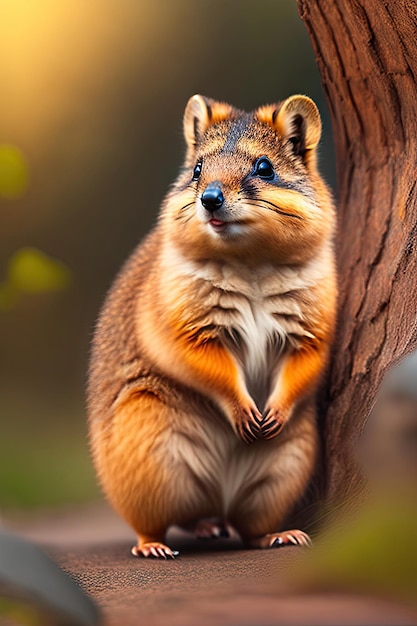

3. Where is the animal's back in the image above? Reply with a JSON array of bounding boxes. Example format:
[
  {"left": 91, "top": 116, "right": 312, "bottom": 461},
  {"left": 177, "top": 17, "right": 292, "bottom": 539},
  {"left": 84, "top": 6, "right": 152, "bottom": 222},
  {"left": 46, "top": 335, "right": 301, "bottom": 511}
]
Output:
[{"left": 88, "top": 231, "right": 158, "bottom": 424}]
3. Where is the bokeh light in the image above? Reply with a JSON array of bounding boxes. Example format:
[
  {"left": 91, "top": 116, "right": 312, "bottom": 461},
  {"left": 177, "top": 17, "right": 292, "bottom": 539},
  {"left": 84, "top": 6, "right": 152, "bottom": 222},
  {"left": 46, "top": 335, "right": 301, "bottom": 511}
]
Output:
[
  {"left": 0, "top": 145, "right": 28, "bottom": 198},
  {"left": 7, "top": 248, "right": 72, "bottom": 294}
]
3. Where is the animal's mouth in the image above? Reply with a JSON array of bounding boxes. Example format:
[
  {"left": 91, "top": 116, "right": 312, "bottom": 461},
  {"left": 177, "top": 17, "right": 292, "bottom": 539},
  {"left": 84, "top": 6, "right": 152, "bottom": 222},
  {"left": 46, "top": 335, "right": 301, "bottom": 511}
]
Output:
[
  {"left": 207, "top": 216, "right": 248, "bottom": 235},
  {"left": 209, "top": 217, "right": 229, "bottom": 232},
  {"left": 208, "top": 218, "right": 232, "bottom": 233},
  {"left": 209, "top": 218, "right": 226, "bottom": 228}
]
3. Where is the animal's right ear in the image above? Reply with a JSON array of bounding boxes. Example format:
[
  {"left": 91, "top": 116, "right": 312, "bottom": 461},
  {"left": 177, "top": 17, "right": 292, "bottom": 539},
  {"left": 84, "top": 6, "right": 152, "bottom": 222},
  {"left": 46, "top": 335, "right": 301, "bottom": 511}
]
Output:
[{"left": 183, "top": 95, "right": 233, "bottom": 148}]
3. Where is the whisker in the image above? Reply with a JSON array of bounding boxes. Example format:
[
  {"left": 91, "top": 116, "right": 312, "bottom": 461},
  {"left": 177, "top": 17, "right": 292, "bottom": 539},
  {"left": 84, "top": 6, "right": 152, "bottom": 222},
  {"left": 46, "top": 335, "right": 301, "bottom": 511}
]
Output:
[
  {"left": 241, "top": 199, "right": 303, "bottom": 220},
  {"left": 174, "top": 213, "right": 193, "bottom": 223},
  {"left": 174, "top": 201, "right": 195, "bottom": 222},
  {"left": 180, "top": 201, "right": 195, "bottom": 212}
]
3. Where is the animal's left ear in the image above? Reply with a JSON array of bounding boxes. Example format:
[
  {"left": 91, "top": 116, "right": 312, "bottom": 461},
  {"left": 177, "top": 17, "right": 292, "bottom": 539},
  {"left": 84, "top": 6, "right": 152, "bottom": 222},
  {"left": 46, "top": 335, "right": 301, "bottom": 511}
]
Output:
[{"left": 258, "top": 95, "right": 322, "bottom": 157}]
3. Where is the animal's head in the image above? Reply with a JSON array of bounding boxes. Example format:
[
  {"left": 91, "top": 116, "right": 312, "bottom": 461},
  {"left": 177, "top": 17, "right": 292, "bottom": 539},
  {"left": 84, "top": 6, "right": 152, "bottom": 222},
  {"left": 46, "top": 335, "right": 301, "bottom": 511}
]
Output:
[{"left": 162, "top": 94, "right": 334, "bottom": 264}]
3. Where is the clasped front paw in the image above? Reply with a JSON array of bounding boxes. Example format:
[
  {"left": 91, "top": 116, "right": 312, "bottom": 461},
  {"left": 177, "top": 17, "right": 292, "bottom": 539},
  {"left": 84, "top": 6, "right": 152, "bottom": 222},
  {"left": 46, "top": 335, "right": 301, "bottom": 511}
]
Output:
[
  {"left": 258, "top": 406, "right": 288, "bottom": 440},
  {"left": 233, "top": 401, "right": 289, "bottom": 444},
  {"left": 234, "top": 403, "right": 263, "bottom": 444}
]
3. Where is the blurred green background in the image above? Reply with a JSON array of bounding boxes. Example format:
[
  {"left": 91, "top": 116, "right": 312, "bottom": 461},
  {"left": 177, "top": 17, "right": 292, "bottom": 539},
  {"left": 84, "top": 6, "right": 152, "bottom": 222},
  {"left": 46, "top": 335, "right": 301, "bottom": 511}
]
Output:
[{"left": 0, "top": 0, "right": 334, "bottom": 509}]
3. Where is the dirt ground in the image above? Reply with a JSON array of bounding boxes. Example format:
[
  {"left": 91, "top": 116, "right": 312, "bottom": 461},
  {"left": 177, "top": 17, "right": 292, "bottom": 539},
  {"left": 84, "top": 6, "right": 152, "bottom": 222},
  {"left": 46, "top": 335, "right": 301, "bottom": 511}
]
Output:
[
  {"left": 4, "top": 381, "right": 417, "bottom": 625},
  {"left": 4, "top": 501, "right": 417, "bottom": 626}
]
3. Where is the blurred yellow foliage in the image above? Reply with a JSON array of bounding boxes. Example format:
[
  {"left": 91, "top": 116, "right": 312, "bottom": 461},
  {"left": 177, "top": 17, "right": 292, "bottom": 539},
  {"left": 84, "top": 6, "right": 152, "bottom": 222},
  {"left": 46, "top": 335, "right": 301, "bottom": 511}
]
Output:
[
  {"left": 0, "top": 597, "right": 41, "bottom": 626},
  {"left": 0, "top": 248, "right": 72, "bottom": 310},
  {"left": 8, "top": 248, "right": 72, "bottom": 293},
  {"left": 292, "top": 493, "right": 417, "bottom": 604},
  {"left": 0, "top": 144, "right": 29, "bottom": 198}
]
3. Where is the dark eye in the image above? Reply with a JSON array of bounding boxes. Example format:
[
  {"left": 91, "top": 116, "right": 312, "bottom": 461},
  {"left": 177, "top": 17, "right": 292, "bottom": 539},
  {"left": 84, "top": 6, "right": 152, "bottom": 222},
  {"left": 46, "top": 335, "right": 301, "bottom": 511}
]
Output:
[
  {"left": 254, "top": 156, "right": 275, "bottom": 180},
  {"left": 192, "top": 160, "right": 202, "bottom": 181}
]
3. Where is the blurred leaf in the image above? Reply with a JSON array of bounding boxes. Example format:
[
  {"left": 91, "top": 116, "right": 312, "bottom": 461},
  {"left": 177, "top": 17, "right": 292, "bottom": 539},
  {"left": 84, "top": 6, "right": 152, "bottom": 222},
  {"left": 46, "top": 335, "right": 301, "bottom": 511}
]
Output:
[
  {"left": 291, "top": 494, "right": 417, "bottom": 604},
  {"left": 0, "top": 281, "right": 18, "bottom": 310},
  {"left": 7, "top": 248, "right": 72, "bottom": 294},
  {"left": 0, "top": 144, "right": 29, "bottom": 199},
  {"left": 0, "top": 597, "right": 42, "bottom": 626}
]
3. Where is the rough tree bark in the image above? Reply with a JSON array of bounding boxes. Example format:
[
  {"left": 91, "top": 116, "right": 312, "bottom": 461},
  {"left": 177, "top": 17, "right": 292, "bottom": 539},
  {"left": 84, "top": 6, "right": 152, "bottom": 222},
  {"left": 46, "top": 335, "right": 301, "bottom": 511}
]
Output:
[{"left": 297, "top": 0, "right": 417, "bottom": 504}]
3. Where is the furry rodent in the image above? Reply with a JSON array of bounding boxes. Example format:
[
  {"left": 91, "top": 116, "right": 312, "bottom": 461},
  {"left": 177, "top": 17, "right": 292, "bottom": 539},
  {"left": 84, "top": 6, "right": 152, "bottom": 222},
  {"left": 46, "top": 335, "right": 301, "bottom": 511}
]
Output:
[{"left": 87, "top": 94, "right": 337, "bottom": 558}]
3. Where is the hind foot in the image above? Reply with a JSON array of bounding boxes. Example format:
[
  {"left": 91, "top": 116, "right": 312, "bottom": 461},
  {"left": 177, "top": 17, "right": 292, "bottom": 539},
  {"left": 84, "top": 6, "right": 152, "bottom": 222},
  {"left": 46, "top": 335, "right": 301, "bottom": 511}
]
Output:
[
  {"left": 131, "top": 542, "right": 179, "bottom": 559},
  {"left": 248, "top": 529, "right": 312, "bottom": 549},
  {"left": 193, "top": 518, "right": 234, "bottom": 540}
]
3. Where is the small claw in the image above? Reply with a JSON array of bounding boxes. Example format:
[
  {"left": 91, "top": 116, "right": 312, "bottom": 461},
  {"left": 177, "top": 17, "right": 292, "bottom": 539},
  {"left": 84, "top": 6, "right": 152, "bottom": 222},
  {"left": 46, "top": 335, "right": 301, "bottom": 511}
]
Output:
[
  {"left": 249, "top": 529, "right": 312, "bottom": 550},
  {"left": 263, "top": 425, "right": 283, "bottom": 440},
  {"left": 246, "top": 418, "right": 259, "bottom": 435},
  {"left": 209, "top": 525, "right": 230, "bottom": 539},
  {"left": 242, "top": 423, "right": 257, "bottom": 444},
  {"left": 262, "top": 419, "right": 278, "bottom": 432},
  {"left": 252, "top": 529, "right": 312, "bottom": 550},
  {"left": 261, "top": 410, "right": 270, "bottom": 423},
  {"left": 264, "top": 431, "right": 279, "bottom": 441},
  {"left": 239, "top": 425, "right": 250, "bottom": 444},
  {"left": 235, "top": 423, "right": 247, "bottom": 443},
  {"left": 262, "top": 404, "right": 287, "bottom": 422},
  {"left": 271, "top": 536, "right": 283, "bottom": 547},
  {"left": 261, "top": 420, "right": 277, "bottom": 434},
  {"left": 132, "top": 543, "right": 179, "bottom": 559},
  {"left": 260, "top": 408, "right": 286, "bottom": 438},
  {"left": 252, "top": 409, "right": 264, "bottom": 425},
  {"left": 261, "top": 414, "right": 279, "bottom": 430},
  {"left": 298, "top": 531, "right": 312, "bottom": 546}
]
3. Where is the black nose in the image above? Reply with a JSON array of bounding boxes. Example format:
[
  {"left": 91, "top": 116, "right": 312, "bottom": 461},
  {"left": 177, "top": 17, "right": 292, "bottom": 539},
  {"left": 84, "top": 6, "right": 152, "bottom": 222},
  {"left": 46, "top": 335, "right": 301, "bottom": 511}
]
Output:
[{"left": 201, "top": 185, "right": 224, "bottom": 212}]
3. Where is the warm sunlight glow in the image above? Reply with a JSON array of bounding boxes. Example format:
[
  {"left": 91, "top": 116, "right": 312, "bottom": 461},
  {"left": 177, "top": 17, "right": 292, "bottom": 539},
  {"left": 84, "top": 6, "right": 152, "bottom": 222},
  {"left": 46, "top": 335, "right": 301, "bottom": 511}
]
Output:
[{"left": 1, "top": 1, "right": 153, "bottom": 145}]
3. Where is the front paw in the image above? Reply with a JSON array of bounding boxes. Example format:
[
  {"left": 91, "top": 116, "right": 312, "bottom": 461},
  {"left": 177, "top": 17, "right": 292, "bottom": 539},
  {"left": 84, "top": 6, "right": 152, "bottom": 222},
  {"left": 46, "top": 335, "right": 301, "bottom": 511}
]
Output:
[
  {"left": 233, "top": 402, "right": 263, "bottom": 444},
  {"left": 259, "top": 405, "right": 288, "bottom": 439}
]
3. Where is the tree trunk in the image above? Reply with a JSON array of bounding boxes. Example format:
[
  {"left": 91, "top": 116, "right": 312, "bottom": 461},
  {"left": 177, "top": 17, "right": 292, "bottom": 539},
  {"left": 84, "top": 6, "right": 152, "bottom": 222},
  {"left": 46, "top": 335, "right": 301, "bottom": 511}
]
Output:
[{"left": 297, "top": 0, "right": 417, "bottom": 504}]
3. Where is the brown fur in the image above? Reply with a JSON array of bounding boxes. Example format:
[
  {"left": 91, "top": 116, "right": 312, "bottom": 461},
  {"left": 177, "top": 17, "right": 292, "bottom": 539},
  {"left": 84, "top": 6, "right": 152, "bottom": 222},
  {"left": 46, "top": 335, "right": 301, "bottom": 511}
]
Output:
[{"left": 87, "top": 94, "right": 337, "bottom": 558}]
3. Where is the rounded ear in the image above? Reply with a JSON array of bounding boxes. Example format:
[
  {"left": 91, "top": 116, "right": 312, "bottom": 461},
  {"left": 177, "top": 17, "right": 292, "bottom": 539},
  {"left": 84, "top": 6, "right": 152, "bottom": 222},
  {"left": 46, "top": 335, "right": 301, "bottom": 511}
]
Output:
[
  {"left": 275, "top": 95, "right": 322, "bottom": 156},
  {"left": 183, "top": 95, "right": 235, "bottom": 148},
  {"left": 183, "top": 95, "right": 212, "bottom": 148}
]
